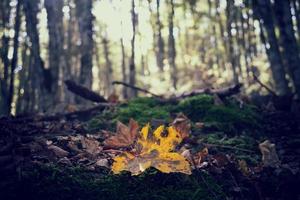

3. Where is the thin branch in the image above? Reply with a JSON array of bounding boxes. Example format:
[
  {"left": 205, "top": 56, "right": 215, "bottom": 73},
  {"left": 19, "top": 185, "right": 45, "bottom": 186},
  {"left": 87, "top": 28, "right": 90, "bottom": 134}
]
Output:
[
  {"left": 112, "top": 81, "right": 162, "bottom": 98},
  {"left": 203, "top": 143, "right": 255, "bottom": 153},
  {"left": 253, "top": 74, "right": 277, "bottom": 96}
]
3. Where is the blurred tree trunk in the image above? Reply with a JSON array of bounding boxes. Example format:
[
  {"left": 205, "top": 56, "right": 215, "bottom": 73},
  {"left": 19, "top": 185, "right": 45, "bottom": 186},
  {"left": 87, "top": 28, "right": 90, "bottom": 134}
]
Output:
[
  {"left": 128, "top": 0, "right": 137, "bottom": 98},
  {"left": 226, "top": 0, "right": 239, "bottom": 84},
  {"left": 16, "top": 37, "right": 29, "bottom": 114},
  {"left": 23, "top": 0, "right": 52, "bottom": 111},
  {"left": 168, "top": 0, "right": 177, "bottom": 89},
  {"left": 274, "top": 0, "right": 300, "bottom": 97},
  {"left": 252, "top": 0, "right": 290, "bottom": 96},
  {"left": 156, "top": 0, "right": 165, "bottom": 72},
  {"left": 0, "top": 0, "right": 11, "bottom": 115},
  {"left": 45, "top": 0, "right": 65, "bottom": 103},
  {"left": 291, "top": 0, "right": 300, "bottom": 39},
  {"left": 7, "top": 0, "right": 22, "bottom": 114},
  {"left": 64, "top": 0, "right": 78, "bottom": 104},
  {"left": 75, "top": 0, "right": 93, "bottom": 89},
  {"left": 120, "top": 37, "right": 128, "bottom": 99},
  {"left": 102, "top": 36, "right": 113, "bottom": 96}
]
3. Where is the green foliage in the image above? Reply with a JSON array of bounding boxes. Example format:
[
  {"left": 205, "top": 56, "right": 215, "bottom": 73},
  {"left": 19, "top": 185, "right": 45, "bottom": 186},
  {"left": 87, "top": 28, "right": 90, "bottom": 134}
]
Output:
[
  {"left": 174, "top": 95, "right": 214, "bottom": 121},
  {"left": 173, "top": 95, "right": 260, "bottom": 134},
  {"left": 116, "top": 97, "right": 172, "bottom": 125},
  {"left": 88, "top": 95, "right": 260, "bottom": 135},
  {"left": 88, "top": 108, "right": 118, "bottom": 131}
]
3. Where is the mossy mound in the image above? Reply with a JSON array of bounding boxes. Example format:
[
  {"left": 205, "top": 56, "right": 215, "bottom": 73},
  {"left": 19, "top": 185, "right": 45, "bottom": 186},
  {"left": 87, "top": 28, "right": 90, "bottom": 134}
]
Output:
[
  {"left": 87, "top": 95, "right": 261, "bottom": 135},
  {"left": 116, "top": 97, "right": 172, "bottom": 125},
  {"left": 6, "top": 164, "right": 226, "bottom": 200}
]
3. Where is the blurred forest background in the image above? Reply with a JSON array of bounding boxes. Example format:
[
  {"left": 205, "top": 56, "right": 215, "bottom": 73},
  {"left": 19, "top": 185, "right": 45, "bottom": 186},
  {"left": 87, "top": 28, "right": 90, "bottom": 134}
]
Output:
[{"left": 1, "top": 0, "right": 300, "bottom": 116}]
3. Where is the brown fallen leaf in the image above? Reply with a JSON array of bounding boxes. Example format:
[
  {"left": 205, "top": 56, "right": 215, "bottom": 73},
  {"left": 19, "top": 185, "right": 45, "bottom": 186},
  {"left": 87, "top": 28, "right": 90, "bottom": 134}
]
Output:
[
  {"left": 81, "top": 137, "right": 102, "bottom": 155},
  {"left": 95, "top": 158, "right": 110, "bottom": 168},
  {"left": 259, "top": 140, "right": 280, "bottom": 167},
  {"left": 193, "top": 147, "right": 208, "bottom": 167},
  {"left": 103, "top": 119, "right": 139, "bottom": 149},
  {"left": 47, "top": 145, "right": 69, "bottom": 158},
  {"left": 238, "top": 159, "right": 250, "bottom": 176},
  {"left": 171, "top": 113, "right": 191, "bottom": 139}
]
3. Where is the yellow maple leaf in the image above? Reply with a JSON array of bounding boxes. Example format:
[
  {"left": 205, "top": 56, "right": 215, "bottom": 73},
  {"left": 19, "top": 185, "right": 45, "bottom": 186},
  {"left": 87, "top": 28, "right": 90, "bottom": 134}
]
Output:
[{"left": 111, "top": 124, "right": 191, "bottom": 175}]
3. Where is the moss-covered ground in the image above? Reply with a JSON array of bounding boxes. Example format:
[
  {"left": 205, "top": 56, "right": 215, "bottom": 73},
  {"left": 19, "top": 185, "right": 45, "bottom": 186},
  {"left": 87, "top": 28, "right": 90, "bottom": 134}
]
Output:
[{"left": 3, "top": 95, "right": 287, "bottom": 200}]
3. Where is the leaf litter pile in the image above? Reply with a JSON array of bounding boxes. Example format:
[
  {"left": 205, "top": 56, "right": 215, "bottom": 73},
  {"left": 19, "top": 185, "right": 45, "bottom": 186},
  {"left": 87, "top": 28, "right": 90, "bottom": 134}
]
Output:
[{"left": 1, "top": 95, "right": 300, "bottom": 200}]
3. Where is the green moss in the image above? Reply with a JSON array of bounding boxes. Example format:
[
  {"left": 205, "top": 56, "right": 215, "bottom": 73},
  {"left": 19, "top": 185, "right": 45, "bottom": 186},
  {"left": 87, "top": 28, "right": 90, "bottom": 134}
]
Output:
[
  {"left": 87, "top": 108, "right": 118, "bottom": 132},
  {"left": 200, "top": 133, "right": 260, "bottom": 165},
  {"left": 87, "top": 95, "right": 261, "bottom": 135},
  {"left": 173, "top": 95, "right": 214, "bottom": 121},
  {"left": 11, "top": 164, "right": 226, "bottom": 200},
  {"left": 116, "top": 97, "right": 172, "bottom": 125}
]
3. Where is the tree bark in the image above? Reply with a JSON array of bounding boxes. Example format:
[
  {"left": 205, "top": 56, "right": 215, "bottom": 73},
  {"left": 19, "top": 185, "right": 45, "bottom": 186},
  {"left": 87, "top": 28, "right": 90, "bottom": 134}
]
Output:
[
  {"left": 102, "top": 36, "right": 113, "bottom": 96},
  {"left": 75, "top": 0, "right": 94, "bottom": 89},
  {"left": 0, "top": 0, "right": 11, "bottom": 115},
  {"left": 226, "top": 0, "right": 239, "bottom": 84},
  {"left": 156, "top": 0, "right": 165, "bottom": 72},
  {"left": 23, "top": 0, "right": 52, "bottom": 111},
  {"left": 129, "top": 0, "right": 137, "bottom": 98},
  {"left": 120, "top": 37, "right": 128, "bottom": 99},
  {"left": 7, "top": 0, "right": 22, "bottom": 114},
  {"left": 168, "top": 0, "right": 177, "bottom": 89},
  {"left": 252, "top": 0, "right": 291, "bottom": 96},
  {"left": 45, "top": 0, "right": 65, "bottom": 103},
  {"left": 274, "top": 0, "right": 300, "bottom": 97}
]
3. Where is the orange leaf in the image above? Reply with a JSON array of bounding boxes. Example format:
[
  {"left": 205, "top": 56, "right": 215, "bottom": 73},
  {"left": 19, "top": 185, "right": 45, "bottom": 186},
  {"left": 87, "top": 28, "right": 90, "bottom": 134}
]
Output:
[{"left": 103, "top": 119, "right": 139, "bottom": 149}]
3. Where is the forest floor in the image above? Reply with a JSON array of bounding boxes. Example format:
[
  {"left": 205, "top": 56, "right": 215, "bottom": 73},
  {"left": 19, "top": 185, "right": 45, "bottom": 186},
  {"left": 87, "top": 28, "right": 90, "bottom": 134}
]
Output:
[{"left": 0, "top": 94, "right": 300, "bottom": 200}]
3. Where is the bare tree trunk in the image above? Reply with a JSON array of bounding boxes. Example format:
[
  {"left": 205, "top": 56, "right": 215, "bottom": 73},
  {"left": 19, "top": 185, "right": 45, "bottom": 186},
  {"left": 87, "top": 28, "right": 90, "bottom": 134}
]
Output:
[
  {"left": 120, "top": 37, "right": 128, "bottom": 99},
  {"left": 0, "top": 0, "right": 11, "bottom": 115},
  {"left": 45, "top": 0, "right": 65, "bottom": 103},
  {"left": 274, "top": 0, "right": 300, "bottom": 97},
  {"left": 252, "top": 0, "right": 290, "bottom": 96},
  {"left": 156, "top": 0, "right": 165, "bottom": 72},
  {"left": 75, "top": 0, "right": 93, "bottom": 89},
  {"left": 102, "top": 35, "right": 113, "bottom": 96},
  {"left": 168, "top": 0, "right": 177, "bottom": 89},
  {"left": 226, "top": 0, "right": 239, "bottom": 84},
  {"left": 16, "top": 37, "right": 29, "bottom": 114},
  {"left": 291, "top": 0, "right": 300, "bottom": 39},
  {"left": 23, "top": 0, "right": 52, "bottom": 111},
  {"left": 128, "top": 0, "right": 137, "bottom": 98},
  {"left": 7, "top": 0, "right": 22, "bottom": 114}
]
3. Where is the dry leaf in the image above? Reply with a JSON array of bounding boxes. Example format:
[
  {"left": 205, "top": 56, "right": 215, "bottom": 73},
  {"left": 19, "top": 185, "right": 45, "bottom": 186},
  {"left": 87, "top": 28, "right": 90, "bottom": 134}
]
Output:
[
  {"left": 259, "top": 140, "right": 280, "bottom": 167},
  {"left": 193, "top": 147, "right": 208, "bottom": 167},
  {"left": 104, "top": 119, "right": 139, "bottom": 148},
  {"left": 112, "top": 124, "right": 191, "bottom": 175},
  {"left": 47, "top": 145, "right": 69, "bottom": 158},
  {"left": 107, "top": 93, "right": 119, "bottom": 103},
  {"left": 95, "top": 158, "right": 110, "bottom": 168},
  {"left": 171, "top": 113, "right": 191, "bottom": 139},
  {"left": 238, "top": 159, "right": 250, "bottom": 176},
  {"left": 81, "top": 137, "right": 102, "bottom": 155}
]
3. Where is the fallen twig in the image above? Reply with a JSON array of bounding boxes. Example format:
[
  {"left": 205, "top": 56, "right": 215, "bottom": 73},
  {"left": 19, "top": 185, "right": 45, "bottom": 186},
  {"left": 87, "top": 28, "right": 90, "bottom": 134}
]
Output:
[
  {"left": 203, "top": 143, "right": 255, "bottom": 153},
  {"left": 112, "top": 81, "right": 162, "bottom": 98}
]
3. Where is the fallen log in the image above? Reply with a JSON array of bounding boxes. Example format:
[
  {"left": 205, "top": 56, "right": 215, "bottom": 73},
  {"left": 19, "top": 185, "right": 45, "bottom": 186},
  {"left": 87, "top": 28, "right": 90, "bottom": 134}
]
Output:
[
  {"left": 112, "top": 81, "right": 241, "bottom": 101},
  {"left": 65, "top": 80, "right": 107, "bottom": 103},
  {"left": 0, "top": 103, "right": 115, "bottom": 123},
  {"left": 172, "top": 83, "right": 242, "bottom": 100}
]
